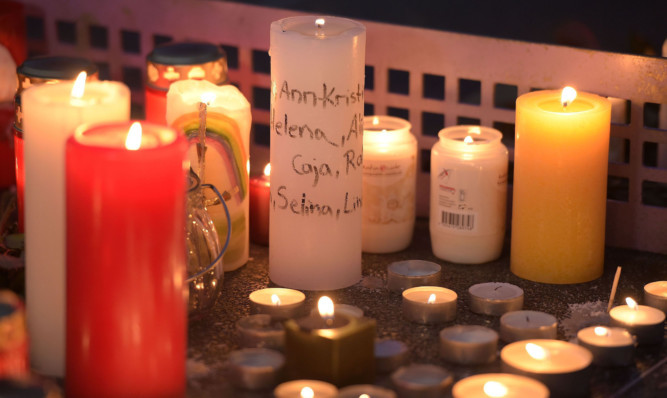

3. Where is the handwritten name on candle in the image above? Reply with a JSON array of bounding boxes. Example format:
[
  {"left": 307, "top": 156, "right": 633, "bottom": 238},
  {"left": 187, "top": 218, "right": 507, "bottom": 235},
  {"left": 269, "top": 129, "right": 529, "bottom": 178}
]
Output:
[
  {"left": 272, "top": 186, "right": 361, "bottom": 219},
  {"left": 272, "top": 111, "right": 363, "bottom": 148},
  {"left": 291, "top": 149, "right": 363, "bottom": 187},
  {"left": 278, "top": 81, "right": 363, "bottom": 108}
]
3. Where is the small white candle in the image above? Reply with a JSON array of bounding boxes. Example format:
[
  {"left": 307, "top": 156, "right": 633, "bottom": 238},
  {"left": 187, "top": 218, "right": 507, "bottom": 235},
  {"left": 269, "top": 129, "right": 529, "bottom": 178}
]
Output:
[
  {"left": 236, "top": 314, "right": 285, "bottom": 351},
  {"left": 374, "top": 339, "right": 408, "bottom": 373},
  {"left": 576, "top": 326, "right": 635, "bottom": 366},
  {"left": 468, "top": 282, "right": 524, "bottom": 316},
  {"left": 430, "top": 125, "right": 508, "bottom": 264},
  {"left": 228, "top": 348, "right": 285, "bottom": 390},
  {"left": 274, "top": 379, "right": 338, "bottom": 398},
  {"left": 391, "top": 364, "right": 453, "bottom": 398},
  {"left": 387, "top": 260, "right": 441, "bottom": 292},
  {"left": 499, "top": 310, "right": 557, "bottom": 343},
  {"left": 609, "top": 297, "right": 665, "bottom": 345},
  {"left": 402, "top": 286, "right": 457, "bottom": 324},
  {"left": 439, "top": 325, "right": 498, "bottom": 365},
  {"left": 338, "top": 384, "right": 397, "bottom": 398},
  {"left": 644, "top": 281, "right": 667, "bottom": 314},
  {"left": 452, "top": 373, "right": 549, "bottom": 398},
  {"left": 249, "top": 288, "right": 306, "bottom": 320},
  {"left": 501, "top": 339, "right": 592, "bottom": 397},
  {"left": 362, "top": 115, "right": 417, "bottom": 254}
]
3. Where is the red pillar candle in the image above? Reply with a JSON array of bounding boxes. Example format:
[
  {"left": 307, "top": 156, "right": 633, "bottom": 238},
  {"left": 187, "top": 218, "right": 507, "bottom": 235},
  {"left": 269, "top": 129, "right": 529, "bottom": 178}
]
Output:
[
  {"left": 65, "top": 121, "right": 187, "bottom": 398},
  {"left": 249, "top": 163, "right": 270, "bottom": 245}
]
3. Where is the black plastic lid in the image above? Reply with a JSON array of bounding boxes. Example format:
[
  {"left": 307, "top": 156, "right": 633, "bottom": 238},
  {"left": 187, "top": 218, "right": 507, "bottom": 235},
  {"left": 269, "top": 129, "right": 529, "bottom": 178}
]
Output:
[
  {"left": 17, "top": 55, "right": 98, "bottom": 79},
  {"left": 147, "top": 42, "right": 225, "bottom": 66}
]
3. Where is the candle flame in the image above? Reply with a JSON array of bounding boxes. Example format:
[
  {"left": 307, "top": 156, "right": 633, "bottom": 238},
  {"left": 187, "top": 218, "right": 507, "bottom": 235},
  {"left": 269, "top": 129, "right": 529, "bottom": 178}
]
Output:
[
  {"left": 372, "top": 116, "right": 380, "bottom": 126},
  {"left": 483, "top": 381, "right": 508, "bottom": 398},
  {"left": 264, "top": 163, "right": 271, "bottom": 177},
  {"left": 300, "top": 386, "right": 314, "bottom": 398},
  {"left": 318, "top": 296, "right": 335, "bottom": 320},
  {"left": 315, "top": 18, "right": 325, "bottom": 28},
  {"left": 125, "top": 122, "right": 142, "bottom": 151},
  {"left": 594, "top": 326, "right": 610, "bottom": 337},
  {"left": 271, "top": 294, "right": 281, "bottom": 306},
  {"left": 427, "top": 293, "right": 436, "bottom": 304},
  {"left": 561, "top": 86, "right": 577, "bottom": 108},
  {"left": 464, "top": 135, "right": 474, "bottom": 144},
  {"left": 359, "top": 394, "right": 370, "bottom": 398},
  {"left": 626, "top": 297, "right": 638, "bottom": 310},
  {"left": 525, "top": 343, "right": 548, "bottom": 360},
  {"left": 71, "top": 71, "right": 87, "bottom": 99},
  {"left": 200, "top": 92, "right": 216, "bottom": 105}
]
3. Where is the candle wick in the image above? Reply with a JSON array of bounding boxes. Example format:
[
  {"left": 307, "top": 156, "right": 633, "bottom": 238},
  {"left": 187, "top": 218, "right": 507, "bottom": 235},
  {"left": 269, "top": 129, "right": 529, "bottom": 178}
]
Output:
[
  {"left": 197, "top": 102, "right": 208, "bottom": 185},
  {"left": 494, "top": 286, "right": 501, "bottom": 291},
  {"left": 526, "top": 316, "right": 530, "bottom": 323}
]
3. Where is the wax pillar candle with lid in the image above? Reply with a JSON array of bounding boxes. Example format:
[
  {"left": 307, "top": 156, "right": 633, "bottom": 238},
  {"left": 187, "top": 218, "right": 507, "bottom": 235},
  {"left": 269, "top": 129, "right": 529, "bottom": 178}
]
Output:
[
  {"left": 22, "top": 75, "right": 129, "bottom": 376},
  {"left": 269, "top": 16, "right": 366, "bottom": 290},
  {"left": 511, "top": 87, "right": 611, "bottom": 284},
  {"left": 362, "top": 115, "right": 417, "bottom": 253},
  {"left": 430, "top": 125, "right": 508, "bottom": 264},
  {"left": 66, "top": 121, "right": 187, "bottom": 397},
  {"left": 167, "top": 79, "right": 251, "bottom": 271}
]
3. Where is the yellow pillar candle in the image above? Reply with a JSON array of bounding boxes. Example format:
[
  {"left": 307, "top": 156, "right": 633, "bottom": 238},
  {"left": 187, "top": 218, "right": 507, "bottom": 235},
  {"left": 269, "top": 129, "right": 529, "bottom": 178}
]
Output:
[{"left": 511, "top": 87, "right": 611, "bottom": 284}]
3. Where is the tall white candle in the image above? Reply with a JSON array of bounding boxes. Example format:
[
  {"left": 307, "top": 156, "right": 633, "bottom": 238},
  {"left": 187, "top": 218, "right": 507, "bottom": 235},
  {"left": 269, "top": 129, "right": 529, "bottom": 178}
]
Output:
[
  {"left": 362, "top": 116, "right": 417, "bottom": 253},
  {"left": 269, "top": 16, "right": 366, "bottom": 290},
  {"left": 22, "top": 78, "right": 130, "bottom": 376},
  {"left": 430, "top": 125, "right": 508, "bottom": 264}
]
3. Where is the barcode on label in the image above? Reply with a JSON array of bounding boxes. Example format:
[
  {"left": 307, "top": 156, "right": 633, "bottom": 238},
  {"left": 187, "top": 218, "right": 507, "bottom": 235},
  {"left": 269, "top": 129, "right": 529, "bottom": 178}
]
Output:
[{"left": 441, "top": 211, "right": 475, "bottom": 230}]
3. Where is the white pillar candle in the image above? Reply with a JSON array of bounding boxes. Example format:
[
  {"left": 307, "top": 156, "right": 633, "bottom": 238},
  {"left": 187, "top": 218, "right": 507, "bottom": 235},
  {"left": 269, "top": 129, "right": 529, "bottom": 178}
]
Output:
[
  {"left": 374, "top": 339, "right": 408, "bottom": 373},
  {"left": 22, "top": 78, "right": 130, "bottom": 376},
  {"left": 501, "top": 339, "right": 593, "bottom": 398},
  {"left": 402, "top": 286, "right": 457, "bottom": 324},
  {"left": 387, "top": 260, "right": 441, "bottom": 292},
  {"left": 236, "top": 314, "right": 285, "bottom": 351},
  {"left": 166, "top": 79, "right": 251, "bottom": 271},
  {"left": 269, "top": 16, "right": 366, "bottom": 290},
  {"left": 499, "top": 310, "right": 557, "bottom": 343},
  {"left": 430, "top": 125, "right": 508, "bottom": 264},
  {"left": 249, "top": 288, "right": 306, "bottom": 320},
  {"left": 644, "top": 281, "right": 667, "bottom": 313},
  {"left": 274, "top": 379, "right": 338, "bottom": 398},
  {"left": 391, "top": 364, "right": 453, "bottom": 398},
  {"left": 338, "top": 384, "right": 397, "bottom": 398},
  {"left": 468, "top": 282, "right": 524, "bottom": 316},
  {"left": 609, "top": 297, "right": 665, "bottom": 345},
  {"left": 439, "top": 325, "right": 498, "bottom": 365},
  {"left": 452, "top": 373, "right": 549, "bottom": 398},
  {"left": 362, "top": 115, "right": 417, "bottom": 253},
  {"left": 576, "top": 326, "right": 635, "bottom": 366}
]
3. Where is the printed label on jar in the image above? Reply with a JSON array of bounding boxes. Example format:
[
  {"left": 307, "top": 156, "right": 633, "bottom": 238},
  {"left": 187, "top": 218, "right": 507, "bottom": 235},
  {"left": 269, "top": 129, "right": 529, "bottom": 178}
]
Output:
[{"left": 362, "top": 155, "right": 416, "bottom": 225}]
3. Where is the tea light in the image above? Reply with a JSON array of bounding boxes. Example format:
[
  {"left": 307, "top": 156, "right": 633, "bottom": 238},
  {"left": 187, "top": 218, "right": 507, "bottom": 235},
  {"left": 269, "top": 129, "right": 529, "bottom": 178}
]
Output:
[
  {"left": 236, "top": 314, "right": 285, "bottom": 351},
  {"left": 501, "top": 339, "right": 593, "bottom": 397},
  {"left": 609, "top": 297, "right": 665, "bottom": 345},
  {"left": 274, "top": 379, "right": 338, "bottom": 398},
  {"left": 644, "top": 281, "right": 667, "bottom": 313},
  {"left": 249, "top": 288, "right": 305, "bottom": 320},
  {"left": 387, "top": 260, "right": 441, "bottom": 292},
  {"left": 391, "top": 364, "right": 453, "bottom": 398},
  {"left": 338, "top": 384, "right": 397, "bottom": 398},
  {"left": 374, "top": 339, "right": 408, "bottom": 373},
  {"left": 576, "top": 326, "right": 635, "bottom": 366},
  {"left": 499, "top": 310, "right": 557, "bottom": 342},
  {"left": 228, "top": 348, "right": 285, "bottom": 390},
  {"left": 452, "top": 373, "right": 549, "bottom": 398},
  {"left": 468, "top": 282, "right": 524, "bottom": 316},
  {"left": 249, "top": 163, "right": 271, "bottom": 245},
  {"left": 402, "top": 286, "right": 457, "bottom": 324},
  {"left": 439, "top": 325, "right": 498, "bottom": 365}
]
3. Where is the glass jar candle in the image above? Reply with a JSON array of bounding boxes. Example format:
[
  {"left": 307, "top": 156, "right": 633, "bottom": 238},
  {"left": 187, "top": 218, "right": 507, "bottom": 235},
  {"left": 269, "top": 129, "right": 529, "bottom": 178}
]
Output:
[
  {"left": 430, "top": 125, "right": 508, "bottom": 263},
  {"left": 362, "top": 116, "right": 417, "bottom": 253}
]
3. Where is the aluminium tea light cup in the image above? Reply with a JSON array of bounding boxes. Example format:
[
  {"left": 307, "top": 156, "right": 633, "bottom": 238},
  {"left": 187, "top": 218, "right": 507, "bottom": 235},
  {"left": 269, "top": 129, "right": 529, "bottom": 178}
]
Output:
[
  {"left": 338, "top": 384, "right": 397, "bottom": 398},
  {"left": 374, "top": 339, "right": 408, "bottom": 373},
  {"left": 249, "top": 288, "right": 305, "bottom": 320},
  {"left": 236, "top": 314, "right": 285, "bottom": 351},
  {"left": 391, "top": 364, "right": 453, "bottom": 398},
  {"left": 499, "top": 310, "right": 557, "bottom": 342},
  {"left": 402, "top": 286, "right": 457, "bottom": 324},
  {"left": 576, "top": 326, "right": 635, "bottom": 366},
  {"left": 500, "top": 339, "right": 593, "bottom": 398},
  {"left": 439, "top": 325, "right": 498, "bottom": 365},
  {"left": 468, "top": 282, "right": 524, "bottom": 316},
  {"left": 644, "top": 281, "right": 667, "bottom": 313},
  {"left": 609, "top": 298, "right": 665, "bottom": 345},
  {"left": 387, "top": 260, "right": 441, "bottom": 292},
  {"left": 452, "top": 373, "right": 549, "bottom": 398},
  {"left": 273, "top": 379, "right": 338, "bottom": 398},
  {"left": 228, "top": 348, "right": 285, "bottom": 391}
]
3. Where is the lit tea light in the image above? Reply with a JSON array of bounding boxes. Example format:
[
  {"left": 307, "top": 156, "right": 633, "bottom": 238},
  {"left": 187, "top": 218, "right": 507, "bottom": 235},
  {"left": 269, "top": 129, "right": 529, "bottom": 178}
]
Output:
[
  {"left": 609, "top": 297, "right": 665, "bottom": 345},
  {"left": 249, "top": 288, "right": 305, "bottom": 320},
  {"left": 337, "top": 385, "right": 396, "bottom": 398},
  {"left": 386, "top": 260, "right": 441, "bottom": 292},
  {"left": 402, "top": 286, "right": 457, "bottom": 324},
  {"left": 501, "top": 339, "right": 593, "bottom": 397},
  {"left": 644, "top": 281, "right": 667, "bottom": 313},
  {"left": 499, "top": 310, "right": 557, "bottom": 342},
  {"left": 439, "top": 325, "right": 498, "bottom": 365},
  {"left": 577, "top": 326, "right": 635, "bottom": 366},
  {"left": 273, "top": 380, "right": 338, "bottom": 398},
  {"left": 468, "top": 282, "right": 524, "bottom": 316},
  {"left": 452, "top": 374, "right": 548, "bottom": 398}
]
